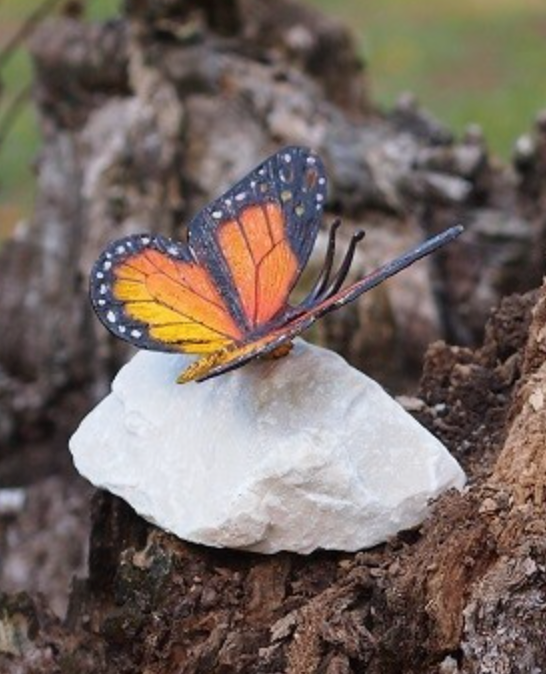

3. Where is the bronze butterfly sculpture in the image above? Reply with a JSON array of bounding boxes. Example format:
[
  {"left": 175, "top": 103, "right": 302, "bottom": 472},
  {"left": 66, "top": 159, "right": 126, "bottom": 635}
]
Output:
[{"left": 90, "top": 147, "right": 462, "bottom": 383}]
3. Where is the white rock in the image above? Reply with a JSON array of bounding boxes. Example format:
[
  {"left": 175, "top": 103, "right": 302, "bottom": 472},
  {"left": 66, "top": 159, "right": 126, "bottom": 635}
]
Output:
[{"left": 69, "top": 340, "right": 465, "bottom": 554}]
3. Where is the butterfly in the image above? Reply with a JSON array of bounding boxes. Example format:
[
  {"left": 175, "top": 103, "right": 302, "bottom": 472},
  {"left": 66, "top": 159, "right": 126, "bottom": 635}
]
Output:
[{"left": 90, "top": 146, "right": 463, "bottom": 383}]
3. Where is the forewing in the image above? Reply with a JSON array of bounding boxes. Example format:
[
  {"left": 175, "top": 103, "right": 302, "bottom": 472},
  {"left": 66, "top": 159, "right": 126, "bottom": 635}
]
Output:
[
  {"left": 90, "top": 233, "right": 243, "bottom": 354},
  {"left": 188, "top": 146, "right": 327, "bottom": 331}
]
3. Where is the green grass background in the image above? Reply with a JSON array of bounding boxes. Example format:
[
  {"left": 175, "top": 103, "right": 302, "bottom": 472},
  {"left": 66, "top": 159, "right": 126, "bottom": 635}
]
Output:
[{"left": 0, "top": 0, "right": 545, "bottom": 231}]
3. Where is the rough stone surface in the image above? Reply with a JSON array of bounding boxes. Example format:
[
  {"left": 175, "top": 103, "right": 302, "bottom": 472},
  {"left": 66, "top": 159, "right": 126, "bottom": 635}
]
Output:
[{"left": 70, "top": 341, "right": 465, "bottom": 554}]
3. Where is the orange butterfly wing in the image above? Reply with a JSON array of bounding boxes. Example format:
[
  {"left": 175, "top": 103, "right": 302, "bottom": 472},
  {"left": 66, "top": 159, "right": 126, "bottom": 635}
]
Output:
[
  {"left": 90, "top": 147, "right": 327, "bottom": 373},
  {"left": 93, "top": 237, "right": 243, "bottom": 354},
  {"left": 217, "top": 203, "right": 299, "bottom": 327}
]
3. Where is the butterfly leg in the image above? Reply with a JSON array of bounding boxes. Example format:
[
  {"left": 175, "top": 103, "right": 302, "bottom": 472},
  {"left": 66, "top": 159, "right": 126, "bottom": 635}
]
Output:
[
  {"left": 301, "top": 219, "right": 341, "bottom": 308},
  {"left": 321, "top": 229, "right": 365, "bottom": 299}
]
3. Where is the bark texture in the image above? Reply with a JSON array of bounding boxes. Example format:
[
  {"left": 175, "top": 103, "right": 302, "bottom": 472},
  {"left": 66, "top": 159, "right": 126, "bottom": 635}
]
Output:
[{"left": 1, "top": 1, "right": 546, "bottom": 672}]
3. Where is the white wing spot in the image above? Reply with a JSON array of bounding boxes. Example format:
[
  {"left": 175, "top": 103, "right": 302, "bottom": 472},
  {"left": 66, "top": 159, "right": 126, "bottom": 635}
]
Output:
[
  {"left": 103, "top": 260, "right": 112, "bottom": 271},
  {"left": 168, "top": 246, "right": 179, "bottom": 256},
  {"left": 118, "top": 325, "right": 127, "bottom": 334},
  {"left": 96, "top": 271, "right": 104, "bottom": 279},
  {"left": 99, "top": 284, "right": 107, "bottom": 295},
  {"left": 212, "top": 210, "right": 222, "bottom": 219},
  {"left": 141, "top": 236, "right": 151, "bottom": 244},
  {"left": 316, "top": 194, "right": 324, "bottom": 202},
  {"left": 131, "top": 329, "right": 142, "bottom": 338},
  {"left": 225, "top": 198, "right": 232, "bottom": 207},
  {"left": 97, "top": 299, "right": 106, "bottom": 306},
  {"left": 107, "top": 310, "right": 116, "bottom": 323},
  {"left": 318, "top": 177, "right": 326, "bottom": 185},
  {"left": 306, "top": 156, "right": 317, "bottom": 165},
  {"left": 283, "top": 153, "right": 292, "bottom": 162},
  {"left": 235, "top": 192, "right": 246, "bottom": 201},
  {"left": 116, "top": 245, "right": 126, "bottom": 254}
]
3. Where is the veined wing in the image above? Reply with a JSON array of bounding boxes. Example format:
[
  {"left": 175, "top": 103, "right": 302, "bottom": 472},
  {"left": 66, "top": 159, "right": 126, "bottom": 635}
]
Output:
[
  {"left": 187, "top": 146, "right": 327, "bottom": 332},
  {"left": 90, "top": 234, "right": 243, "bottom": 354},
  {"left": 90, "top": 147, "right": 327, "bottom": 355}
]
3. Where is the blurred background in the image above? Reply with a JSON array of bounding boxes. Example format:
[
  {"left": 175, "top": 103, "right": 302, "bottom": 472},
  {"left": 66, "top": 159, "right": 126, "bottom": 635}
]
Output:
[{"left": 0, "top": 0, "right": 544, "bottom": 239}]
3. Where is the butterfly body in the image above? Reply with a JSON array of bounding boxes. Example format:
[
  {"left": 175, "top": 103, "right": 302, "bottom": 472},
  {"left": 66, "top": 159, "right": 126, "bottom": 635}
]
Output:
[{"left": 91, "top": 147, "right": 463, "bottom": 383}]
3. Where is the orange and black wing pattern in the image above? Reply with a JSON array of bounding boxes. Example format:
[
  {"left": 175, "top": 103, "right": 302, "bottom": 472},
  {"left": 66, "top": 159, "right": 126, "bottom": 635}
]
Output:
[
  {"left": 90, "top": 234, "right": 244, "bottom": 355},
  {"left": 90, "top": 146, "right": 327, "bottom": 368},
  {"left": 186, "top": 146, "right": 326, "bottom": 332}
]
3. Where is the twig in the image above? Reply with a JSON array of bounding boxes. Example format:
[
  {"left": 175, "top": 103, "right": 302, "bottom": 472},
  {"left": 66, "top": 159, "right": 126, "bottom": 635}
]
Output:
[{"left": 0, "top": 0, "right": 65, "bottom": 72}]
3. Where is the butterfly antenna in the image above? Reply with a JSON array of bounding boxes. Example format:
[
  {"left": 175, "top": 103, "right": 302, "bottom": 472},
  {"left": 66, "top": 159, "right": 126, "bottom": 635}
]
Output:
[
  {"left": 323, "top": 229, "right": 366, "bottom": 298},
  {"left": 303, "top": 218, "right": 341, "bottom": 306}
]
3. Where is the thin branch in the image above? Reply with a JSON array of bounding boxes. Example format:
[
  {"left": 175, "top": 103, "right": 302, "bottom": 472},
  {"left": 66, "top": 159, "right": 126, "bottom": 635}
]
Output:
[{"left": 0, "top": 0, "right": 65, "bottom": 73}]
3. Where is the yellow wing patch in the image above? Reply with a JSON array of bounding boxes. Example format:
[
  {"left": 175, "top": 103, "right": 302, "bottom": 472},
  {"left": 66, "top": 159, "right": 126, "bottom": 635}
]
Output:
[{"left": 111, "top": 249, "right": 243, "bottom": 353}]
